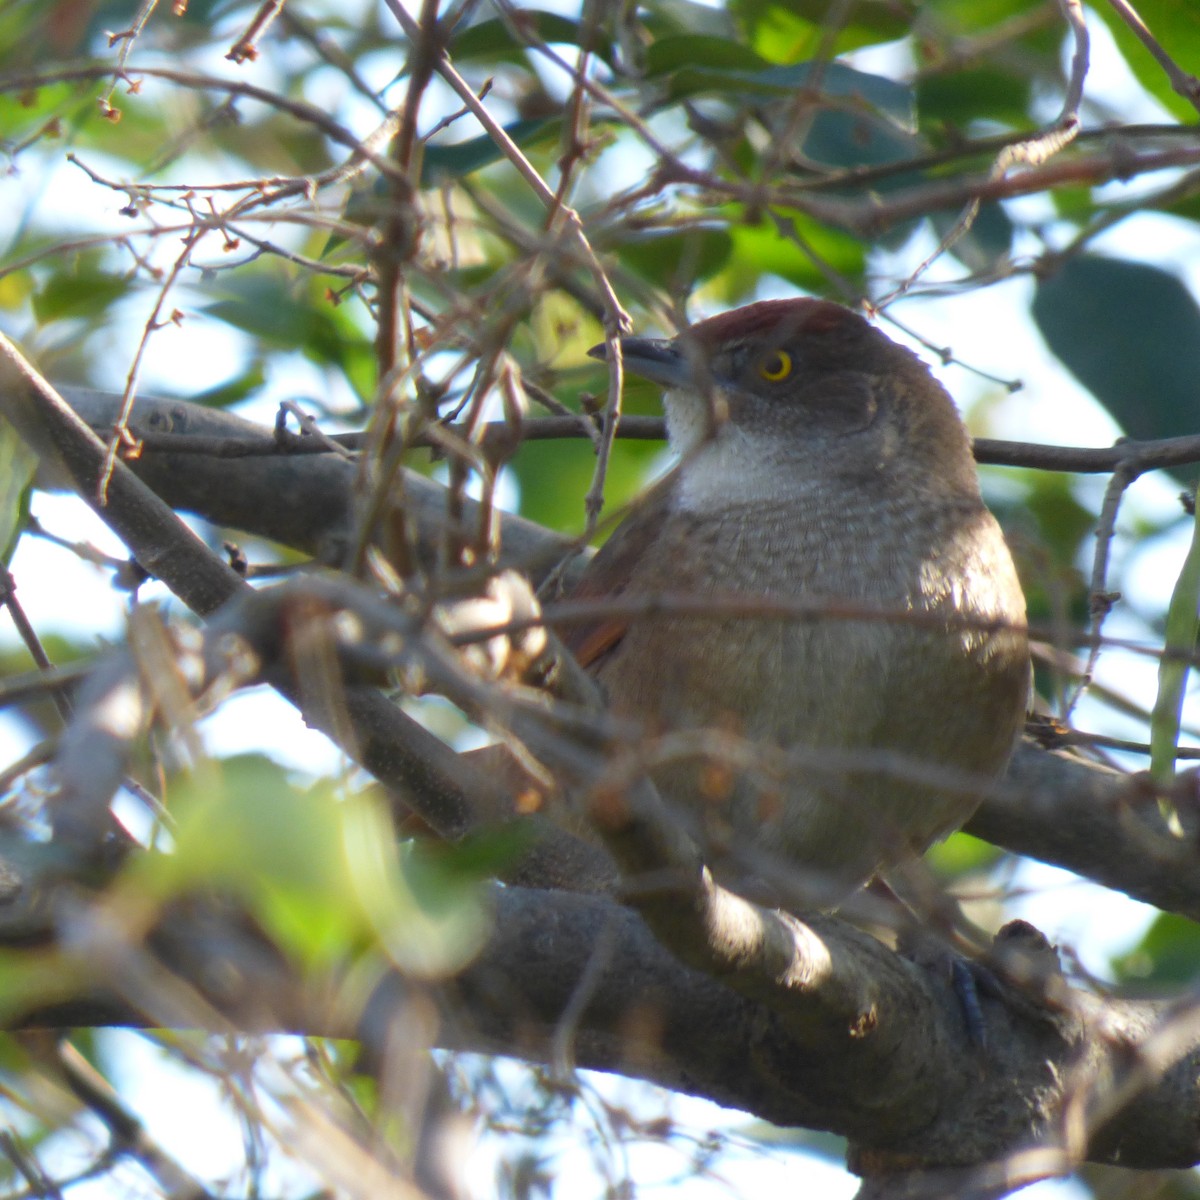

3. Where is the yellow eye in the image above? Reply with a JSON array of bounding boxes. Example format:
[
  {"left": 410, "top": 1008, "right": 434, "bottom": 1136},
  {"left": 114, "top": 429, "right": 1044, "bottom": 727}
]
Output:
[{"left": 758, "top": 350, "right": 792, "bottom": 382}]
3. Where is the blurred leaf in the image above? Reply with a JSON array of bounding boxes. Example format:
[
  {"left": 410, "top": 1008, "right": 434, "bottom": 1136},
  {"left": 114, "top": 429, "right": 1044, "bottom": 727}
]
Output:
[
  {"left": 1094, "top": 1, "right": 1200, "bottom": 122},
  {"left": 1033, "top": 255, "right": 1200, "bottom": 456},
  {"left": 803, "top": 114, "right": 919, "bottom": 174},
  {"left": 1020, "top": 472, "right": 1096, "bottom": 568},
  {"left": 642, "top": 0, "right": 735, "bottom": 38},
  {"left": 919, "top": 0, "right": 1059, "bottom": 33},
  {"left": 1112, "top": 912, "right": 1200, "bottom": 986},
  {"left": 926, "top": 831, "right": 1003, "bottom": 878},
  {"left": 0, "top": 946, "right": 84, "bottom": 1023},
  {"left": 203, "top": 274, "right": 372, "bottom": 378},
  {"left": 206, "top": 109, "right": 333, "bottom": 176},
  {"left": 188, "top": 361, "right": 267, "bottom": 410},
  {"left": 1050, "top": 186, "right": 1099, "bottom": 222},
  {"left": 452, "top": 11, "right": 613, "bottom": 65},
  {"left": 717, "top": 214, "right": 865, "bottom": 298},
  {"left": 644, "top": 34, "right": 765, "bottom": 75},
  {"left": 1151, "top": 500, "right": 1200, "bottom": 782},
  {"left": 32, "top": 264, "right": 130, "bottom": 323},
  {"left": 644, "top": 50, "right": 918, "bottom": 171},
  {"left": 0, "top": 262, "right": 34, "bottom": 312},
  {"left": 152, "top": 755, "right": 364, "bottom": 965},
  {"left": 918, "top": 66, "right": 1033, "bottom": 129},
  {"left": 932, "top": 202, "right": 1014, "bottom": 273},
  {"left": 657, "top": 55, "right": 915, "bottom": 132},
  {"left": 732, "top": 0, "right": 909, "bottom": 57},
  {"left": 0, "top": 417, "right": 36, "bottom": 563},
  {"left": 614, "top": 226, "right": 733, "bottom": 290},
  {"left": 509, "top": 426, "right": 663, "bottom": 534},
  {"left": 141, "top": 755, "right": 487, "bottom": 975},
  {"left": 1158, "top": 190, "right": 1200, "bottom": 226},
  {"left": 422, "top": 118, "right": 559, "bottom": 183},
  {"left": 0, "top": 81, "right": 78, "bottom": 145},
  {"left": 414, "top": 821, "right": 540, "bottom": 884}
]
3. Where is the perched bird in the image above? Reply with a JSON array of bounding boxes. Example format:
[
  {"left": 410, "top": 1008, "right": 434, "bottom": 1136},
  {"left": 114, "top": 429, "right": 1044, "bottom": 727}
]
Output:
[{"left": 577, "top": 299, "right": 1029, "bottom": 905}]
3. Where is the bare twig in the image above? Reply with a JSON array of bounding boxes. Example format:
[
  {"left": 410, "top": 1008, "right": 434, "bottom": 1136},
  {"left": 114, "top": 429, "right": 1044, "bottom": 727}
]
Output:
[
  {"left": 98, "top": 221, "right": 203, "bottom": 503},
  {"left": 226, "top": 0, "right": 286, "bottom": 63},
  {"left": 880, "top": 0, "right": 1087, "bottom": 306},
  {"left": 99, "top": 0, "right": 158, "bottom": 118},
  {"left": 1103, "top": 0, "right": 1200, "bottom": 115},
  {"left": 50, "top": 1038, "right": 218, "bottom": 1198},
  {"left": 1066, "top": 463, "right": 1137, "bottom": 718},
  {"left": 0, "top": 64, "right": 411, "bottom": 185},
  {"left": 381, "top": 0, "right": 630, "bottom": 339}
]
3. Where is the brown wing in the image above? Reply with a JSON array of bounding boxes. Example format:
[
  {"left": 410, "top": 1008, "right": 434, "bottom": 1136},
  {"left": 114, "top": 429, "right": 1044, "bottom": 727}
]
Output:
[{"left": 565, "top": 472, "right": 679, "bottom": 671}]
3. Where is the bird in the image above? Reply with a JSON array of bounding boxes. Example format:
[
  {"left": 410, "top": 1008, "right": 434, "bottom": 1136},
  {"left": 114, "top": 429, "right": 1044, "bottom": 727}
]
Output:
[{"left": 574, "top": 298, "right": 1029, "bottom": 906}]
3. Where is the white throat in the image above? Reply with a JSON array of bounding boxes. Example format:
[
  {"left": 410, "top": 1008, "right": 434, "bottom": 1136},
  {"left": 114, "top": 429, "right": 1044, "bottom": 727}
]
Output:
[{"left": 663, "top": 388, "right": 813, "bottom": 512}]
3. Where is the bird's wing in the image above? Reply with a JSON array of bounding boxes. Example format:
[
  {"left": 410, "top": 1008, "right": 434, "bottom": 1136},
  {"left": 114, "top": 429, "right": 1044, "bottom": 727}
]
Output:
[{"left": 564, "top": 471, "right": 679, "bottom": 671}]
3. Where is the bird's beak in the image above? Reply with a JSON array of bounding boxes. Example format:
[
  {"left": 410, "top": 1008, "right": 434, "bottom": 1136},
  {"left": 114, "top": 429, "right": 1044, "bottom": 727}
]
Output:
[{"left": 587, "top": 337, "right": 693, "bottom": 390}]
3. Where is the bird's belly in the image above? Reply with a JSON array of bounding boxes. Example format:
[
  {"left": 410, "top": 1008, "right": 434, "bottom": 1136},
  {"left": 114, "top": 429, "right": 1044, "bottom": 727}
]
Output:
[{"left": 594, "top": 604, "right": 1026, "bottom": 905}]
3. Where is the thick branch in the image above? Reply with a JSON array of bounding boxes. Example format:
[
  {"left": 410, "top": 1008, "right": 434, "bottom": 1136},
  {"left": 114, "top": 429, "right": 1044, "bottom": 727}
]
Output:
[
  {"left": 57, "top": 389, "right": 1200, "bottom": 480},
  {"left": 14, "top": 884, "right": 1200, "bottom": 1174},
  {"left": 46, "top": 386, "right": 575, "bottom": 580},
  {"left": 970, "top": 743, "right": 1200, "bottom": 921}
]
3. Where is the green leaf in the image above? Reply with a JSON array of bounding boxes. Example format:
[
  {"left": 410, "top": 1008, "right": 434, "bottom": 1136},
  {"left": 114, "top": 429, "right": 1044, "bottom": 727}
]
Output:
[
  {"left": 925, "top": 830, "right": 1003, "bottom": 878},
  {"left": 31, "top": 265, "right": 130, "bottom": 324},
  {"left": 0, "top": 946, "right": 86, "bottom": 1024},
  {"left": 1050, "top": 186, "right": 1099, "bottom": 222},
  {"left": 139, "top": 756, "right": 487, "bottom": 975},
  {"left": 1019, "top": 471, "right": 1096, "bottom": 571},
  {"left": 645, "top": 53, "right": 918, "bottom": 170},
  {"left": 732, "top": 0, "right": 910, "bottom": 57},
  {"left": 1150, "top": 500, "right": 1200, "bottom": 784},
  {"left": 509, "top": 421, "right": 663, "bottom": 534},
  {"left": 422, "top": 118, "right": 559, "bottom": 183},
  {"left": 1032, "top": 255, "right": 1200, "bottom": 452},
  {"left": 203, "top": 275, "right": 372, "bottom": 375},
  {"left": 918, "top": 66, "right": 1034, "bottom": 130},
  {"left": 801, "top": 102, "right": 919, "bottom": 171},
  {"left": 644, "top": 35, "right": 766, "bottom": 76},
  {"left": 931, "top": 202, "right": 1014, "bottom": 273},
  {"left": 0, "top": 416, "right": 36, "bottom": 564},
  {"left": 189, "top": 361, "right": 267, "bottom": 410},
  {"left": 642, "top": 0, "right": 736, "bottom": 39},
  {"left": 452, "top": 12, "right": 613, "bottom": 65},
  {"left": 1094, "top": 0, "right": 1200, "bottom": 122},
  {"left": 655, "top": 56, "right": 915, "bottom": 131},
  {"left": 718, "top": 215, "right": 865, "bottom": 298},
  {"left": 1113, "top": 912, "right": 1200, "bottom": 986},
  {"left": 613, "top": 227, "right": 734, "bottom": 290}
]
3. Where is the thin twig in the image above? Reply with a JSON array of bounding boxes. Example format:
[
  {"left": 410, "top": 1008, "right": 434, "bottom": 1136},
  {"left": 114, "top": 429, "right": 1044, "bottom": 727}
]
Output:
[
  {"left": 881, "top": 0, "right": 1087, "bottom": 307},
  {"left": 1066, "top": 463, "right": 1137, "bottom": 719},
  {"left": 381, "top": 0, "right": 629, "bottom": 338},
  {"left": 226, "top": 0, "right": 287, "bottom": 64},
  {"left": 100, "top": 0, "right": 158, "bottom": 118},
  {"left": 1104, "top": 0, "right": 1200, "bottom": 115},
  {"left": 0, "top": 566, "right": 72, "bottom": 723},
  {"left": 0, "top": 64, "right": 411, "bottom": 184},
  {"left": 98, "top": 222, "right": 203, "bottom": 503}
]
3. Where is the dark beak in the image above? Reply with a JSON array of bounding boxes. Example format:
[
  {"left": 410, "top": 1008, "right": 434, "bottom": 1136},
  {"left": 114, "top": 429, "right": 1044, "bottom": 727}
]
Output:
[{"left": 587, "top": 337, "right": 693, "bottom": 390}]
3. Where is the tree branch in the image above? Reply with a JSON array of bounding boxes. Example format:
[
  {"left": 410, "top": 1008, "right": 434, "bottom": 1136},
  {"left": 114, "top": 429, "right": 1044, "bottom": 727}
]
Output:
[{"left": 11, "top": 884, "right": 1200, "bottom": 1176}]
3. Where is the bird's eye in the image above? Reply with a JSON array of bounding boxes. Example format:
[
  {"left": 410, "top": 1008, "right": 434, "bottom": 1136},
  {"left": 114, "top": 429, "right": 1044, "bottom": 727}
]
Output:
[{"left": 758, "top": 350, "right": 792, "bottom": 382}]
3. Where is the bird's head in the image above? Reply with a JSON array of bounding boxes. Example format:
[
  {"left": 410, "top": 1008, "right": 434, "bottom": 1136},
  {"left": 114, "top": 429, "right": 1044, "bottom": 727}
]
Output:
[{"left": 589, "top": 299, "right": 978, "bottom": 507}]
